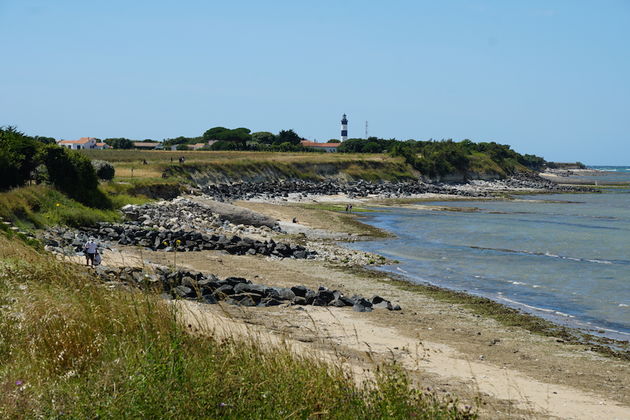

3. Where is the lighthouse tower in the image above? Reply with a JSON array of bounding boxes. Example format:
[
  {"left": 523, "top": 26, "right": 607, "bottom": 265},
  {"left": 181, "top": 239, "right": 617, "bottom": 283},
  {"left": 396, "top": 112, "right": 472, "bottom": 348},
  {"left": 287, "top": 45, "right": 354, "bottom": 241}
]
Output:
[{"left": 340, "top": 114, "right": 348, "bottom": 141}]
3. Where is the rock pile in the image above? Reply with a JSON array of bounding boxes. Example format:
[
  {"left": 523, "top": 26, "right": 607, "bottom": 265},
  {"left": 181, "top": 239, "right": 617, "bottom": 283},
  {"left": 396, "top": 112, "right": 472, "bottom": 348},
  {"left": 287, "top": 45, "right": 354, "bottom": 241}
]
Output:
[
  {"left": 43, "top": 225, "right": 315, "bottom": 259},
  {"left": 200, "top": 175, "right": 592, "bottom": 201},
  {"left": 201, "top": 179, "right": 477, "bottom": 201},
  {"left": 121, "top": 198, "right": 225, "bottom": 231},
  {"left": 94, "top": 265, "right": 401, "bottom": 312}
]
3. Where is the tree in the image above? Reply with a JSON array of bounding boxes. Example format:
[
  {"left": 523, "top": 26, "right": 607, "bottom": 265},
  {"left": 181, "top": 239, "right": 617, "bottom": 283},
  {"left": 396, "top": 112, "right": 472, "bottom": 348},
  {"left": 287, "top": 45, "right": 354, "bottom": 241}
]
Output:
[
  {"left": 33, "top": 136, "right": 57, "bottom": 145},
  {"left": 251, "top": 131, "right": 276, "bottom": 145},
  {"left": 327, "top": 139, "right": 341, "bottom": 143},
  {"left": 276, "top": 129, "right": 301, "bottom": 145},
  {"left": 104, "top": 138, "right": 133, "bottom": 149},
  {"left": 40, "top": 145, "right": 111, "bottom": 208},
  {"left": 0, "top": 126, "right": 41, "bottom": 190},
  {"left": 202, "top": 127, "right": 229, "bottom": 141}
]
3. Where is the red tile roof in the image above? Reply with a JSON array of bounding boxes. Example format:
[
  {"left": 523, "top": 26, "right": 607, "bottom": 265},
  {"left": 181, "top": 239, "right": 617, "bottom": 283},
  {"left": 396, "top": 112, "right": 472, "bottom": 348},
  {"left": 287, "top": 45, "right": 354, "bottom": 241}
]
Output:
[{"left": 58, "top": 137, "right": 95, "bottom": 144}]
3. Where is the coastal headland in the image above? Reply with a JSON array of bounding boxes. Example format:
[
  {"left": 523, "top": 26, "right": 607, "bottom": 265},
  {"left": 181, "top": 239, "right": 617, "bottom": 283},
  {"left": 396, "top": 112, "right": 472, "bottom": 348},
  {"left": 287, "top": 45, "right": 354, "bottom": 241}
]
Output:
[{"left": 2, "top": 146, "right": 628, "bottom": 419}]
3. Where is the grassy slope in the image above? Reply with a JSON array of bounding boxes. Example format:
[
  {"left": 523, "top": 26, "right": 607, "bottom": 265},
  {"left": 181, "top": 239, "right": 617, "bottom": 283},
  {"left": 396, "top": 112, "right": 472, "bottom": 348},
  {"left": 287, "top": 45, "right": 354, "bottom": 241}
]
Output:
[
  {"left": 0, "top": 234, "right": 475, "bottom": 419},
  {"left": 0, "top": 185, "right": 121, "bottom": 229}
]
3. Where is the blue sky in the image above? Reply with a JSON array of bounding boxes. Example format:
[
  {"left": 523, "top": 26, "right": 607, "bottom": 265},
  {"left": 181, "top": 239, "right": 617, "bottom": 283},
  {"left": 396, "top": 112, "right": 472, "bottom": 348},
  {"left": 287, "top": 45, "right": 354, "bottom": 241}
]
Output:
[{"left": 1, "top": 0, "right": 628, "bottom": 164}]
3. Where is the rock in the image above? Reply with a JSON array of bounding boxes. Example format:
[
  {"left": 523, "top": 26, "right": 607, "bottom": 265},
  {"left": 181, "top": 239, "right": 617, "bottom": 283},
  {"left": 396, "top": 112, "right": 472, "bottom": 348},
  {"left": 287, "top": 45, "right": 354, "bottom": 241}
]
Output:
[
  {"left": 173, "top": 285, "right": 195, "bottom": 298},
  {"left": 223, "top": 277, "right": 250, "bottom": 286},
  {"left": 258, "top": 297, "right": 282, "bottom": 307},
  {"left": 352, "top": 303, "right": 373, "bottom": 312},
  {"left": 228, "top": 293, "right": 260, "bottom": 306},
  {"left": 273, "top": 287, "right": 296, "bottom": 301},
  {"left": 202, "top": 295, "right": 218, "bottom": 304},
  {"left": 313, "top": 289, "right": 335, "bottom": 306},
  {"left": 291, "top": 285, "right": 309, "bottom": 297},
  {"left": 234, "top": 283, "right": 267, "bottom": 296},
  {"left": 292, "top": 296, "right": 307, "bottom": 305},
  {"left": 213, "top": 284, "right": 235, "bottom": 297}
]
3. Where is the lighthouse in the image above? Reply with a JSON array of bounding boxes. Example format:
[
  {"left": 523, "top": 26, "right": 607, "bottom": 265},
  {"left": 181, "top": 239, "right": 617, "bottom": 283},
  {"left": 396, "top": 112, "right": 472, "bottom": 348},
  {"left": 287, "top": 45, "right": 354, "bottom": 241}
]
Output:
[{"left": 340, "top": 114, "right": 348, "bottom": 141}]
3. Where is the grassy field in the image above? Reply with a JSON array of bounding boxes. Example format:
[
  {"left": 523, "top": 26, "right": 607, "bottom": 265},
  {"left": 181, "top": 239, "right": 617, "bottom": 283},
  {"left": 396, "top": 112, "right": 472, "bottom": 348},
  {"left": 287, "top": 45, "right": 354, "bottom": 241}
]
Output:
[
  {"left": 81, "top": 150, "right": 419, "bottom": 183},
  {"left": 0, "top": 233, "right": 476, "bottom": 419}
]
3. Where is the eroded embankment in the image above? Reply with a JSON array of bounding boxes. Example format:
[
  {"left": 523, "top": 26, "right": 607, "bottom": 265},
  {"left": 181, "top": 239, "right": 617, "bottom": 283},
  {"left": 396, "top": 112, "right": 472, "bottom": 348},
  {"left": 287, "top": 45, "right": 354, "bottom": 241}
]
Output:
[{"left": 163, "top": 158, "right": 421, "bottom": 184}]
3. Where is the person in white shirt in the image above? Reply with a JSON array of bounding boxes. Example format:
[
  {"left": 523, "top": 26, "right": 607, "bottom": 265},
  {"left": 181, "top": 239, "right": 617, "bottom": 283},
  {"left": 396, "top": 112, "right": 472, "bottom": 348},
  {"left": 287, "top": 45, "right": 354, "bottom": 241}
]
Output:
[{"left": 83, "top": 238, "right": 98, "bottom": 267}]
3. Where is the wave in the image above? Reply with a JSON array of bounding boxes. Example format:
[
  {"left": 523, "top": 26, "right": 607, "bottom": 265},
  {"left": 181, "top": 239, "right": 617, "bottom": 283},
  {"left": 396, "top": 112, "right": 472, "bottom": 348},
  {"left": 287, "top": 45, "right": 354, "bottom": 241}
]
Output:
[{"left": 469, "top": 246, "right": 630, "bottom": 265}]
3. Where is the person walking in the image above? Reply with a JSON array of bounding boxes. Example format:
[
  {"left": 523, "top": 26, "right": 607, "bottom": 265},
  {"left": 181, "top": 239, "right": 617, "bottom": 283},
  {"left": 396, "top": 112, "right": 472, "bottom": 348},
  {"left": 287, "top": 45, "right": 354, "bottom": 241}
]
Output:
[{"left": 83, "top": 237, "right": 98, "bottom": 267}]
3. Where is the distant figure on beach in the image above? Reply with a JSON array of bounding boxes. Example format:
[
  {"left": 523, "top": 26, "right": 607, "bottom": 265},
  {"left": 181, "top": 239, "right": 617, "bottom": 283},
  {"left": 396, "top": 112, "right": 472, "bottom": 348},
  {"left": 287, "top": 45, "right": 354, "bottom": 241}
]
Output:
[
  {"left": 178, "top": 156, "right": 185, "bottom": 164},
  {"left": 345, "top": 204, "right": 349, "bottom": 212},
  {"left": 348, "top": 204, "right": 353, "bottom": 213},
  {"left": 292, "top": 217, "right": 298, "bottom": 223},
  {"left": 142, "top": 159, "right": 148, "bottom": 165},
  {"left": 170, "top": 157, "right": 173, "bottom": 163},
  {"left": 83, "top": 237, "right": 98, "bottom": 267}
]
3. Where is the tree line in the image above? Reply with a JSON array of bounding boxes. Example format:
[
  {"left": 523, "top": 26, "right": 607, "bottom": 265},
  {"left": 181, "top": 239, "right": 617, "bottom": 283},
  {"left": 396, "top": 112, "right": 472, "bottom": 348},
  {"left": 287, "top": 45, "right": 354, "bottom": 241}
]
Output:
[
  {"left": 338, "top": 137, "right": 546, "bottom": 176},
  {"left": 103, "top": 127, "right": 313, "bottom": 152}
]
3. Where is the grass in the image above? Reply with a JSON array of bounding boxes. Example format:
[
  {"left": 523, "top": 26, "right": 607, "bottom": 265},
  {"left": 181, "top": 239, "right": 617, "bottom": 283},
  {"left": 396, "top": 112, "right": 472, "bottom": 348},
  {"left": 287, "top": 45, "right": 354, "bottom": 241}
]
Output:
[
  {"left": 0, "top": 185, "right": 121, "bottom": 229},
  {"left": 0, "top": 234, "right": 476, "bottom": 419}
]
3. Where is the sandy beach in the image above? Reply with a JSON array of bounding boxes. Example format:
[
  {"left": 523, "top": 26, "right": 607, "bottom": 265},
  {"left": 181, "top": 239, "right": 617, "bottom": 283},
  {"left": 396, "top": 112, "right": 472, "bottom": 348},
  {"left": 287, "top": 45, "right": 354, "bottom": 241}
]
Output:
[{"left": 66, "top": 193, "right": 630, "bottom": 420}]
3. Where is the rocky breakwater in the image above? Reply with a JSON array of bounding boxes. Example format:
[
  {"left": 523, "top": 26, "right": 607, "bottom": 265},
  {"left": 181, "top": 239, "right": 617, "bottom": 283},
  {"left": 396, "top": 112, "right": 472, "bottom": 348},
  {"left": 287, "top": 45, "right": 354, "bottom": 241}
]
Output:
[
  {"left": 121, "top": 197, "right": 279, "bottom": 230},
  {"left": 95, "top": 265, "right": 401, "bottom": 312},
  {"left": 41, "top": 197, "right": 315, "bottom": 259},
  {"left": 45, "top": 224, "right": 315, "bottom": 259}
]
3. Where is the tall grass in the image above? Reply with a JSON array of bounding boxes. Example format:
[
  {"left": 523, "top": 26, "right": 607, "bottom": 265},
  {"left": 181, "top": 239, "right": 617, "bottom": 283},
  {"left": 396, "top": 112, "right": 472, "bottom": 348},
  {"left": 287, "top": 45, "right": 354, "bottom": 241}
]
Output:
[
  {"left": 0, "top": 235, "right": 475, "bottom": 419},
  {"left": 0, "top": 185, "right": 120, "bottom": 228}
]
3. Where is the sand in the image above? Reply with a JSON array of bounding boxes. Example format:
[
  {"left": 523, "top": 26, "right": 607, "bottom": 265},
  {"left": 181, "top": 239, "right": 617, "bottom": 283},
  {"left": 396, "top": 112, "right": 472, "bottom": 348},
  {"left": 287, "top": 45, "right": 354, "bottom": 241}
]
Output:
[{"left": 74, "top": 199, "right": 630, "bottom": 419}]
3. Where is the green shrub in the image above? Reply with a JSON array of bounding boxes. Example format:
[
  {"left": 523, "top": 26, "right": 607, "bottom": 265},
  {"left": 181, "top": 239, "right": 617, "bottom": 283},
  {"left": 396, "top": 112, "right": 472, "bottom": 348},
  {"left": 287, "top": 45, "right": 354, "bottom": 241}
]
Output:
[
  {"left": 92, "top": 160, "right": 115, "bottom": 180},
  {"left": 0, "top": 127, "right": 41, "bottom": 190},
  {"left": 40, "top": 145, "right": 112, "bottom": 209}
]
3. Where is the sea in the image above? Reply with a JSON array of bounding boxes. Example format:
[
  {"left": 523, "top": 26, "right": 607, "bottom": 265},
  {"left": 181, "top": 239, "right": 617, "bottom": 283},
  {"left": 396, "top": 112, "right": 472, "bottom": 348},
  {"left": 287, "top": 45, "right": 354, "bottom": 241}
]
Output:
[{"left": 349, "top": 166, "right": 630, "bottom": 341}]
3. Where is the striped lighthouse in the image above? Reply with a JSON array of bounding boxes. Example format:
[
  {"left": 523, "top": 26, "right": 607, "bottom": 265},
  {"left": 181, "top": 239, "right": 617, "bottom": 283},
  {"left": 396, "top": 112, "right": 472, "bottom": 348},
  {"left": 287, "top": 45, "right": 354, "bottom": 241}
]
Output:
[{"left": 340, "top": 114, "right": 348, "bottom": 141}]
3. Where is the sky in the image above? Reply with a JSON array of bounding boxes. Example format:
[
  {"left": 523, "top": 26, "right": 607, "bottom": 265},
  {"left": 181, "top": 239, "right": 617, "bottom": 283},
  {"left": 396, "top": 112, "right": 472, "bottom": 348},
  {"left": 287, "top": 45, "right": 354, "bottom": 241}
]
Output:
[{"left": 1, "top": 0, "right": 629, "bottom": 165}]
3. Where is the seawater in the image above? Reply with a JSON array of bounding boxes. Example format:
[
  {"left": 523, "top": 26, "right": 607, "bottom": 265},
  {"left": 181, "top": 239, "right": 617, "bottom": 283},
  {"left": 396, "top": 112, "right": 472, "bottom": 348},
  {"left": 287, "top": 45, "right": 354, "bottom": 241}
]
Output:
[{"left": 349, "top": 169, "right": 630, "bottom": 341}]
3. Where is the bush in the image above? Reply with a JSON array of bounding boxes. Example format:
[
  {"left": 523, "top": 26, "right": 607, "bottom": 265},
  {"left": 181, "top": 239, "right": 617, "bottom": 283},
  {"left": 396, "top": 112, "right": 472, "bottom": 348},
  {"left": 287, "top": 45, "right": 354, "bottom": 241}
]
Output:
[
  {"left": 0, "top": 127, "right": 41, "bottom": 190},
  {"left": 40, "top": 146, "right": 112, "bottom": 209},
  {"left": 92, "top": 160, "right": 115, "bottom": 180}
]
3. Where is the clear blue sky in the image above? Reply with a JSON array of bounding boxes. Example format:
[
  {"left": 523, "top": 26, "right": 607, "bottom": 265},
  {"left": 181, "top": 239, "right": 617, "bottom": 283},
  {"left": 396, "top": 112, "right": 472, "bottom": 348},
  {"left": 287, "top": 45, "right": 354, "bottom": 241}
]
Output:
[{"left": 1, "top": 0, "right": 628, "bottom": 164}]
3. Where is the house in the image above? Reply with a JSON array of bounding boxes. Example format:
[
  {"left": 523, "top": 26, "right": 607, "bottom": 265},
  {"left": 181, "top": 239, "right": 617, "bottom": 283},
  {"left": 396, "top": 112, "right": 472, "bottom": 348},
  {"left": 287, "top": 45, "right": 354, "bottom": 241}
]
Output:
[
  {"left": 300, "top": 140, "right": 340, "bottom": 153},
  {"left": 57, "top": 137, "right": 109, "bottom": 150},
  {"left": 132, "top": 142, "right": 162, "bottom": 150}
]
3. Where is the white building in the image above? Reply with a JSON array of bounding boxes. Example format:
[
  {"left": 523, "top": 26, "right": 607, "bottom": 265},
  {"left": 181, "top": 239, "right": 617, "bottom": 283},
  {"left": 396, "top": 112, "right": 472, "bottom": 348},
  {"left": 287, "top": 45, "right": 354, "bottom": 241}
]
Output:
[{"left": 57, "top": 137, "right": 110, "bottom": 150}]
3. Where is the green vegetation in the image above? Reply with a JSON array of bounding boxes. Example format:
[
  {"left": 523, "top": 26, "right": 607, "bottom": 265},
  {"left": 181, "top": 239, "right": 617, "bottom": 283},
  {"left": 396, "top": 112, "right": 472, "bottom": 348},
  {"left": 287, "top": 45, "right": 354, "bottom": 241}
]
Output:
[
  {"left": 0, "top": 186, "right": 120, "bottom": 229},
  {"left": 0, "top": 127, "right": 111, "bottom": 209},
  {"left": 91, "top": 160, "right": 115, "bottom": 181},
  {"left": 0, "top": 234, "right": 475, "bottom": 419},
  {"left": 103, "top": 137, "right": 134, "bottom": 149}
]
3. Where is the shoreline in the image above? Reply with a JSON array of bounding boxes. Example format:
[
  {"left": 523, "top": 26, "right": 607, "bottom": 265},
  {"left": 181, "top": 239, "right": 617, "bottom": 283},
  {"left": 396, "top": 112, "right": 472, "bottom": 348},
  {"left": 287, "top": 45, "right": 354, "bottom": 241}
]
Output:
[
  {"left": 43, "top": 183, "right": 630, "bottom": 418},
  {"left": 346, "top": 194, "right": 630, "bottom": 350},
  {"left": 237, "top": 189, "right": 630, "bottom": 356}
]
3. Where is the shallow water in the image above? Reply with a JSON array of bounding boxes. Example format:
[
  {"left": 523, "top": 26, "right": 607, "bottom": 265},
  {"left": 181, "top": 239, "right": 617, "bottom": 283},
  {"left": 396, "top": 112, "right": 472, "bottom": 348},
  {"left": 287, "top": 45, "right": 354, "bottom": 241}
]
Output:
[{"left": 350, "top": 170, "right": 630, "bottom": 341}]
